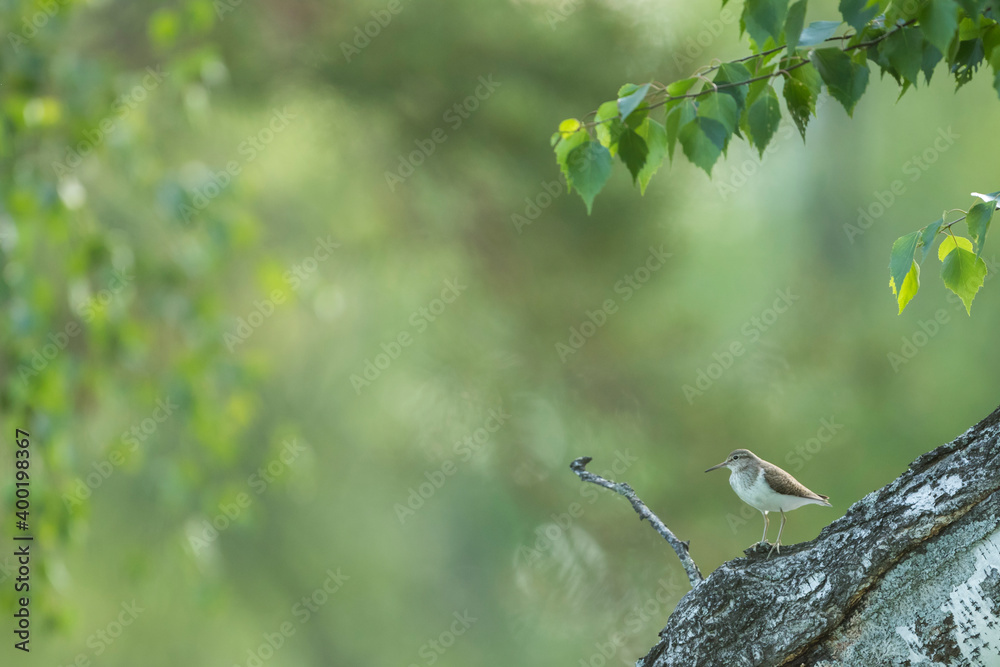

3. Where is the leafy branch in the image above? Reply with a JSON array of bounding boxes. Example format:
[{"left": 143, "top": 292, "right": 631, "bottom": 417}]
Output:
[
  {"left": 577, "top": 17, "right": 917, "bottom": 125},
  {"left": 889, "top": 192, "right": 998, "bottom": 314},
  {"left": 552, "top": 0, "right": 1000, "bottom": 313}
]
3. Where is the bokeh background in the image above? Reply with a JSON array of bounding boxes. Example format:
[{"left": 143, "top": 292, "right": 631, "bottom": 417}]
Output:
[{"left": 2, "top": 0, "right": 1000, "bottom": 665}]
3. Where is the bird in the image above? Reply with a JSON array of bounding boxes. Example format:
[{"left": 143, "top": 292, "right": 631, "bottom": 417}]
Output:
[{"left": 705, "top": 448, "right": 831, "bottom": 558}]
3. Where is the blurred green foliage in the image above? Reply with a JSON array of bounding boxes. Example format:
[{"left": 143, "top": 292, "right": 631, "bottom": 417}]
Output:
[{"left": 1, "top": 0, "right": 999, "bottom": 666}]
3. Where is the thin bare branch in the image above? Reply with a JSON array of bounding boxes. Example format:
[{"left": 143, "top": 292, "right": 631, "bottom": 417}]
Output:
[{"left": 569, "top": 456, "right": 703, "bottom": 588}]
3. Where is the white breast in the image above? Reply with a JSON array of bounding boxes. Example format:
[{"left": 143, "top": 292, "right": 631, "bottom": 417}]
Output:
[{"left": 729, "top": 468, "right": 821, "bottom": 513}]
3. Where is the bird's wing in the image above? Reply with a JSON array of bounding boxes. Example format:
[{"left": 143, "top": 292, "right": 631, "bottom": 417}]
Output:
[{"left": 763, "top": 463, "right": 827, "bottom": 501}]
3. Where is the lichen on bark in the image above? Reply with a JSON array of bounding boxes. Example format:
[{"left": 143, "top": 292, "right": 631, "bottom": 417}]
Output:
[{"left": 635, "top": 405, "right": 1000, "bottom": 667}]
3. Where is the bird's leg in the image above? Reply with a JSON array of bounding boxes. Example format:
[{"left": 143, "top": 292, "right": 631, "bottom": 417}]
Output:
[
  {"left": 768, "top": 510, "right": 787, "bottom": 559},
  {"left": 759, "top": 510, "right": 769, "bottom": 546}
]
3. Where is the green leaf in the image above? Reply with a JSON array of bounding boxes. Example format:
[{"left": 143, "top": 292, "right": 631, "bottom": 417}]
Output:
[
  {"left": 747, "top": 87, "right": 782, "bottom": 156},
  {"left": 886, "top": 0, "right": 921, "bottom": 24},
  {"left": 958, "top": 16, "right": 985, "bottom": 42},
  {"left": 882, "top": 28, "right": 925, "bottom": 84},
  {"left": 799, "top": 21, "right": 843, "bottom": 48},
  {"left": 566, "top": 141, "right": 613, "bottom": 214},
  {"left": 952, "top": 38, "right": 986, "bottom": 87},
  {"left": 941, "top": 247, "right": 987, "bottom": 314},
  {"left": 665, "top": 99, "right": 697, "bottom": 161},
  {"left": 558, "top": 118, "right": 583, "bottom": 136},
  {"left": 916, "top": 218, "right": 944, "bottom": 263},
  {"left": 938, "top": 235, "right": 974, "bottom": 260},
  {"left": 595, "top": 101, "right": 619, "bottom": 122},
  {"left": 636, "top": 119, "right": 667, "bottom": 194},
  {"left": 784, "top": 0, "right": 808, "bottom": 54},
  {"left": 666, "top": 78, "right": 699, "bottom": 96},
  {"left": 676, "top": 123, "right": 720, "bottom": 178},
  {"left": 595, "top": 101, "right": 625, "bottom": 154},
  {"left": 965, "top": 201, "right": 995, "bottom": 257},
  {"left": 919, "top": 0, "right": 959, "bottom": 55},
  {"left": 679, "top": 121, "right": 726, "bottom": 175},
  {"left": 625, "top": 106, "right": 650, "bottom": 129},
  {"left": 617, "top": 128, "right": 649, "bottom": 183},
  {"left": 889, "top": 231, "right": 921, "bottom": 300},
  {"left": 890, "top": 260, "right": 921, "bottom": 313},
  {"left": 698, "top": 93, "right": 739, "bottom": 134},
  {"left": 977, "top": 21, "right": 1000, "bottom": 80},
  {"left": 896, "top": 80, "right": 914, "bottom": 101},
  {"left": 677, "top": 94, "right": 739, "bottom": 175},
  {"left": 956, "top": 0, "right": 987, "bottom": 15},
  {"left": 811, "top": 48, "right": 869, "bottom": 115},
  {"left": 745, "top": 65, "right": 776, "bottom": 109},
  {"left": 783, "top": 79, "right": 813, "bottom": 139},
  {"left": 782, "top": 63, "right": 821, "bottom": 139},
  {"left": 744, "top": 0, "right": 789, "bottom": 47},
  {"left": 922, "top": 42, "right": 944, "bottom": 83},
  {"left": 713, "top": 62, "right": 754, "bottom": 111},
  {"left": 788, "top": 59, "right": 823, "bottom": 89},
  {"left": 839, "top": 0, "right": 880, "bottom": 32},
  {"left": 618, "top": 83, "right": 652, "bottom": 122},
  {"left": 555, "top": 129, "right": 590, "bottom": 190}
]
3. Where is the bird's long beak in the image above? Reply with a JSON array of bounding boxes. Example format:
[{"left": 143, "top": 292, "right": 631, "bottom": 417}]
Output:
[{"left": 705, "top": 461, "right": 728, "bottom": 473}]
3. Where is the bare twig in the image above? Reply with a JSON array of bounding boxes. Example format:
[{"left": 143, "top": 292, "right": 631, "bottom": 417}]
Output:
[{"left": 569, "top": 457, "right": 703, "bottom": 588}]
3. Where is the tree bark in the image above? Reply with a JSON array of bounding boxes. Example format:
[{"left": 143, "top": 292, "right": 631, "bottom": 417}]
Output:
[{"left": 638, "top": 404, "right": 1000, "bottom": 667}]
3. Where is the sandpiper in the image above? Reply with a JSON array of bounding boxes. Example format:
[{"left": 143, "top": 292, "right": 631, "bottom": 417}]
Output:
[{"left": 706, "top": 448, "right": 831, "bottom": 558}]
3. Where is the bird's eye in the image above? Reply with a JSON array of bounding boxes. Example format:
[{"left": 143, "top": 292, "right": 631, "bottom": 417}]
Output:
[{"left": 732, "top": 455, "right": 740, "bottom": 460}]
